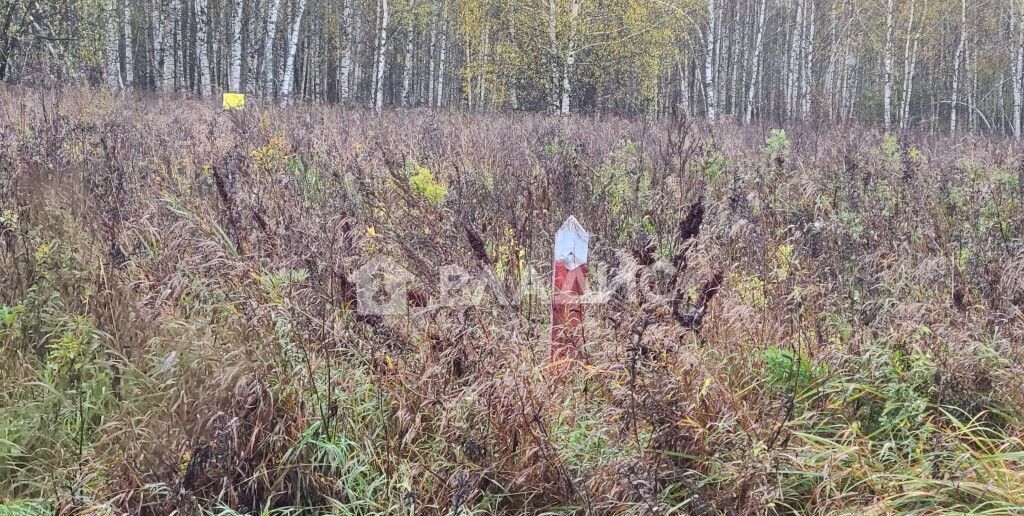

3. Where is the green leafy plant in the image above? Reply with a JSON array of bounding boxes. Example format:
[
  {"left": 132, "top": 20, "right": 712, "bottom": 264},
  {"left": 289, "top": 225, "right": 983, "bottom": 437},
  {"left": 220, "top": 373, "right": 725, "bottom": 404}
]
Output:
[
  {"left": 764, "top": 129, "right": 791, "bottom": 164},
  {"left": 408, "top": 163, "right": 448, "bottom": 205},
  {"left": 762, "top": 347, "right": 824, "bottom": 393},
  {"left": 881, "top": 133, "right": 901, "bottom": 168}
]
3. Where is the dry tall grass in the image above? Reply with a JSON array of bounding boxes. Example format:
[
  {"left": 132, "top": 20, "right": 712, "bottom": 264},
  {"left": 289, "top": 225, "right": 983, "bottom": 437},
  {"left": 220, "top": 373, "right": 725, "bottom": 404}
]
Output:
[{"left": 1, "top": 88, "right": 1023, "bottom": 515}]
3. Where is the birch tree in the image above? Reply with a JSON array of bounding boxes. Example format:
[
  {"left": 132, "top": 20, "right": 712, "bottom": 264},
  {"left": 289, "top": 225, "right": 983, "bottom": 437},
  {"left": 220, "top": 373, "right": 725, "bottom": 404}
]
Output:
[
  {"left": 229, "top": 0, "right": 243, "bottom": 92},
  {"left": 898, "top": 0, "right": 921, "bottom": 131},
  {"left": 280, "top": 0, "right": 308, "bottom": 102},
  {"left": 196, "top": 0, "right": 211, "bottom": 96},
  {"left": 5, "top": 0, "right": 1016, "bottom": 135},
  {"left": 950, "top": 0, "right": 966, "bottom": 135},
  {"left": 373, "top": 0, "right": 390, "bottom": 110},
  {"left": 559, "top": 0, "right": 581, "bottom": 115},
  {"left": 262, "top": 0, "right": 282, "bottom": 98},
  {"left": 105, "top": 0, "right": 122, "bottom": 89},
  {"left": 340, "top": 0, "right": 352, "bottom": 101},
  {"left": 161, "top": 0, "right": 178, "bottom": 91},
  {"left": 123, "top": 0, "right": 133, "bottom": 88},
  {"left": 1013, "top": 0, "right": 1023, "bottom": 139},
  {"left": 800, "top": 0, "right": 814, "bottom": 120},
  {"left": 435, "top": 3, "right": 448, "bottom": 107},
  {"left": 704, "top": 0, "right": 718, "bottom": 122},
  {"left": 744, "top": 0, "right": 767, "bottom": 124},
  {"left": 401, "top": 11, "right": 414, "bottom": 107},
  {"left": 883, "top": 0, "right": 894, "bottom": 130}
]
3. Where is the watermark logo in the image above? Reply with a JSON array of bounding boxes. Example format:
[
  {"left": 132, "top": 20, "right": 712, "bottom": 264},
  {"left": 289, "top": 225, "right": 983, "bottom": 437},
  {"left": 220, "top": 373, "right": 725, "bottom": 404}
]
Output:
[
  {"left": 349, "top": 254, "right": 685, "bottom": 314},
  {"left": 351, "top": 255, "right": 415, "bottom": 315}
]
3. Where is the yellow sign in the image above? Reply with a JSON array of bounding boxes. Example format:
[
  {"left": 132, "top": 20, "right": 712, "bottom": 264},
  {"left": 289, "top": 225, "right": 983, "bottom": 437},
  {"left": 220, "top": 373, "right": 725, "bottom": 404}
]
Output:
[{"left": 222, "top": 92, "right": 245, "bottom": 110}]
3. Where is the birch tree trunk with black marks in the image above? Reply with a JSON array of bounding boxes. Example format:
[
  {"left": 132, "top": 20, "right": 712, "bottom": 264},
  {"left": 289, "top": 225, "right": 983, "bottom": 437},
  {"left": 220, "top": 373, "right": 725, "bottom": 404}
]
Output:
[
  {"left": 262, "top": 0, "right": 282, "bottom": 99},
  {"left": 704, "top": 0, "right": 717, "bottom": 122},
  {"left": 105, "top": 0, "right": 122, "bottom": 89},
  {"left": 229, "top": 0, "right": 242, "bottom": 92},
  {"left": 559, "top": 0, "right": 581, "bottom": 115},
  {"left": 899, "top": 0, "right": 920, "bottom": 131},
  {"left": 1014, "top": 0, "right": 1024, "bottom": 139},
  {"left": 280, "top": 0, "right": 307, "bottom": 102},
  {"left": 951, "top": 0, "right": 966, "bottom": 135},
  {"left": 373, "top": 0, "right": 389, "bottom": 110},
  {"left": 339, "top": 0, "right": 352, "bottom": 101},
  {"left": 196, "top": 0, "right": 211, "bottom": 97},
  {"left": 883, "top": 0, "right": 894, "bottom": 131},
  {"left": 800, "top": 0, "right": 814, "bottom": 120},
  {"left": 123, "top": 0, "right": 133, "bottom": 88},
  {"left": 744, "top": 0, "right": 766, "bottom": 125}
]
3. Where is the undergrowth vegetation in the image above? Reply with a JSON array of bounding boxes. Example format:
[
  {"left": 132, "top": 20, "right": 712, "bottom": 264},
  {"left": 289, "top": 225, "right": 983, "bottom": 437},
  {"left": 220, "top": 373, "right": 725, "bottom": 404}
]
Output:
[{"left": 1, "top": 88, "right": 1024, "bottom": 514}]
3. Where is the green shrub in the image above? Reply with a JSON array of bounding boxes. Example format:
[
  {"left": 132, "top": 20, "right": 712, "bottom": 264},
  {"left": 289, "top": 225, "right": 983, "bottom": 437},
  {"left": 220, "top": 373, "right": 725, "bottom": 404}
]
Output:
[
  {"left": 408, "top": 163, "right": 448, "bottom": 205},
  {"left": 762, "top": 346, "right": 824, "bottom": 393},
  {"left": 881, "top": 133, "right": 900, "bottom": 168},
  {"left": 764, "top": 129, "right": 791, "bottom": 163}
]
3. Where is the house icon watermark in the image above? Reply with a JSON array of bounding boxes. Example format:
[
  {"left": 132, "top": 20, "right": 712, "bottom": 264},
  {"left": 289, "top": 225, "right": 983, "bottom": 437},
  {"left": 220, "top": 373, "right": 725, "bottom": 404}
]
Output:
[{"left": 350, "top": 255, "right": 415, "bottom": 315}]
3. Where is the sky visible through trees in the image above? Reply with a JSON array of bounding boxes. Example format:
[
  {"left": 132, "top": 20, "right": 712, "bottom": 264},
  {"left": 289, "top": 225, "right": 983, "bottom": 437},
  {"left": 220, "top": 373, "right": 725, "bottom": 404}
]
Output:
[{"left": 2, "top": 0, "right": 1023, "bottom": 134}]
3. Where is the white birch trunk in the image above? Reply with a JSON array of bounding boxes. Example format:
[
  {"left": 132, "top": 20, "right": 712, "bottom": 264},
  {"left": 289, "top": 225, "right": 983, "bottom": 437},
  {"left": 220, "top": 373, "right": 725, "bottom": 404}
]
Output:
[
  {"left": 825, "top": 0, "right": 846, "bottom": 120},
  {"left": 800, "top": 0, "right": 814, "bottom": 120},
  {"left": 262, "top": 0, "right": 283, "bottom": 99},
  {"left": 153, "top": 3, "right": 163, "bottom": 89},
  {"left": 559, "top": 0, "right": 581, "bottom": 115},
  {"left": 123, "top": 0, "right": 133, "bottom": 88},
  {"left": 727, "top": 2, "right": 742, "bottom": 115},
  {"left": 428, "top": 4, "right": 437, "bottom": 106},
  {"left": 679, "top": 60, "right": 690, "bottom": 116},
  {"left": 548, "top": 0, "right": 559, "bottom": 112},
  {"left": 229, "top": 0, "right": 243, "bottom": 92},
  {"left": 160, "top": 0, "right": 178, "bottom": 91},
  {"left": 105, "top": 0, "right": 122, "bottom": 89},
  {"left": 899, "top": 0, "right": 921, "bottom": 131},
  {"left": 786, "top": 0, "right": 803, "bottom": 120},
  {"left": 967, "top": 37, "right": 976, "bottom": 133},
  {"left": 883, "top": 0, "right": 894, "bottom": 130},
  {"left": 436, "top": 5, "right": 447, "bottom": 107},
  {"left": 280, "top": 0, "right": 308, "bottom": 102},
  {"left": 1014, "top": 0, "right": 1024, "bottom": 139},
  {"left": 196, "top": 0, "right": 211, "bottom": 96},
  {"left": 402, "top": 21, "right": 413, "bottom": 106},
  {"left": 340, "top": 0, "right": 352, "bottom": 101},
  {"left": 373, "top": 0, "right": 390, "bottom": 111},
  {"left": 950, "top": 0, "right": 965, "bottom": 135},
  {"left": 744, "top": 0, "right": 767, "bottom": 124},
  {"left": 704, "top": 0, "right": 718, "bottom": 122}
]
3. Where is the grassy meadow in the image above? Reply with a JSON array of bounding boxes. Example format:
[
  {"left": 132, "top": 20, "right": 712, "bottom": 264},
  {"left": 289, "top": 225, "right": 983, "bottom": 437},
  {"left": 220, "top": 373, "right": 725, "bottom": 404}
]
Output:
[{"left": 1, "top": 88, "right": 1024, "bottom": 514}]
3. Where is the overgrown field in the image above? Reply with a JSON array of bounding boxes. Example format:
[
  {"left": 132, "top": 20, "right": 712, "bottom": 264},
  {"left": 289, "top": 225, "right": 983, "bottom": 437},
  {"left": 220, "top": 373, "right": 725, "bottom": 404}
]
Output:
[{"left": 2, "top": 88, "right": 1024, "bottom": 514}]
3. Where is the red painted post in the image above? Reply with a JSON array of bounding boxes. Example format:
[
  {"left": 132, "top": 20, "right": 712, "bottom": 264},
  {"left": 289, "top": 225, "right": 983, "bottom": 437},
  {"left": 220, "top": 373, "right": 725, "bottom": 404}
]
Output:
[{"left": 551, "top": 216, "right": 589, "bottom": 359}]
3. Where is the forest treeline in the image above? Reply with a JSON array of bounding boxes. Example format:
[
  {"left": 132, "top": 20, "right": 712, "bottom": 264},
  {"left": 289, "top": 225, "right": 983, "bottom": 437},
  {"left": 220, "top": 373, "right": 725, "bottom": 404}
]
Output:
[{"left": 2, "top": 0, "right": 1023, "bottom": 135}]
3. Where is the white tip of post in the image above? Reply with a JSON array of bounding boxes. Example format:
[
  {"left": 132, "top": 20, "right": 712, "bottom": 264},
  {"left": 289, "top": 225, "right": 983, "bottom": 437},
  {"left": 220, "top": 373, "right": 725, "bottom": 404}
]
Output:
[{"left": 554, "top": 216, "right": 589, "bottom": 270}]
